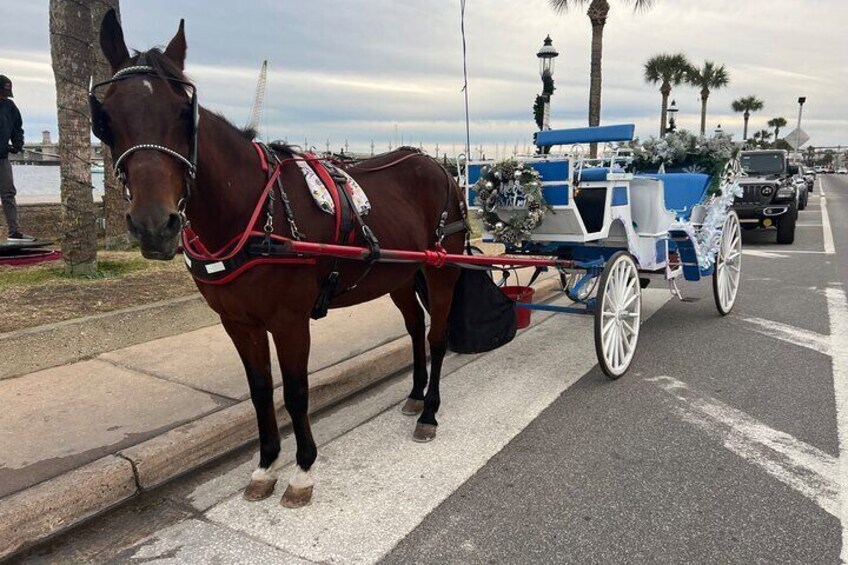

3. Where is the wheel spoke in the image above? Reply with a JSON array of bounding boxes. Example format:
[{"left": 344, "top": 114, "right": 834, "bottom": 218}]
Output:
[
  {"left": 608, "top": 325, "right": 618, "bottom": 367},
  {"left": 622, "top": 291, "right": 639, "bottom": 310}
]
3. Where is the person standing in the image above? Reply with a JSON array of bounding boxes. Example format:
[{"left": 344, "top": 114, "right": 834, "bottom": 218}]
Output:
[{"left": 0, "top": 75, "right": 34, "bottom": 242}]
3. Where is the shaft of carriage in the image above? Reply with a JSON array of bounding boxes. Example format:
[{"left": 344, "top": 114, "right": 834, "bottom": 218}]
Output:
[{"left": 277, "top": 237, "right": 576, "bottom": 271}]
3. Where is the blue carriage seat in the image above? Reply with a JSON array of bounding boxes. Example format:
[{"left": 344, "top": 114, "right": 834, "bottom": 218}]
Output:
[
  {"left": 634, "top": 173, "right": 711, "bottom": 220},
  {"left": 535, "top": 124, "right": 635, "bottom": 147}
]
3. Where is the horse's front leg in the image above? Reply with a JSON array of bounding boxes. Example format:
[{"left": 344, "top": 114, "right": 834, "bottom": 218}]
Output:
[
  {"left": 221, "top": 317, "right": 282, "bottom": 501},
  {"left": 270, "top": 314, "right": 317, "bottom": 508}
]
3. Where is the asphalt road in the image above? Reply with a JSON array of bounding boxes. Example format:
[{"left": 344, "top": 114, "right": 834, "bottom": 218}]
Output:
[{"left": 17, "top": 174, "right": 848, "bottom": 564}]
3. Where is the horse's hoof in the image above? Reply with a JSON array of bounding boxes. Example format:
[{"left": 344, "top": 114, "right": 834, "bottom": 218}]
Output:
[
  {"left": 243, "top": 478, "right": 277, "bottom": 501},
  {"left": 280, "top": 484, "right": 313, "bottom": 508},
  {"left": 413, "top": 423, "right": 438, "bottom": 443},
  {"left": 400, "top": 398, "right": 425, "bottom": 416}
]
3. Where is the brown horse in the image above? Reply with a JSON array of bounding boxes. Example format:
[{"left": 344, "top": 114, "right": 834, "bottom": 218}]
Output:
[{"left": 94, "top": 11, "right": 465, "bottom": 507}]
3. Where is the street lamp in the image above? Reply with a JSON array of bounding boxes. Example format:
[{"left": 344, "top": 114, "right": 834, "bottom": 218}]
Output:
[
  {"left": 794, "top": 96, "right": 807, "bottom": 162},
  {"left": 536, "top": 35, "right": 559, "bottom": 131},
  {"left": 666, "top": 99, "right": 678, "bottom": 135},
  {"left": 714, "top": 124, "right": 723, "bottom": 137}
]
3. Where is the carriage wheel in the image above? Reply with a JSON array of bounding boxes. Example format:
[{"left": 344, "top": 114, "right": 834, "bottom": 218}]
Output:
[
  {"left": 594, "top": 251, "right": 642, "bottom": 379},
  {"left": 713, "top": 211, "right": 742, "bottom": 316}
]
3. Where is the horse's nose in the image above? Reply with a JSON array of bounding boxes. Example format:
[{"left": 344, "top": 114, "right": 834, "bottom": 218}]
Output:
[{"left": 126, "top": 212, "right": 182, "bottom": 239}]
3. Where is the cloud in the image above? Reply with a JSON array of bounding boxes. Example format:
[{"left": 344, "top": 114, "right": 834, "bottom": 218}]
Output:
[{"left": 1, "top": 0, "right": 846, "bottom": 152}]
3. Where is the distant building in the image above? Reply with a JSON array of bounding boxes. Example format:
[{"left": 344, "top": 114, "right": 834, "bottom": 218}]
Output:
[{"left": 8, "top": 131, "right": 102, "bottom": 165}]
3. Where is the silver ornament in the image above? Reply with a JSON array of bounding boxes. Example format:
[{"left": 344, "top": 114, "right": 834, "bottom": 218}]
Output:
[
  {"left": 485, "top": 181, "right": 493, "bottom": 189},
  {"left": 495, "top": 222, "right": 504, "bottom": 230},
  {"left": 494, "top": 171, "right": 501, "bottom": 179},
  {"left": 514, "top": 170, "right": 522, "bottom": 179}
]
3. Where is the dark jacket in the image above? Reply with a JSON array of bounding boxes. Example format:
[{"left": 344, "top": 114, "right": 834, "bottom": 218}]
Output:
[{"left": 0, "top": 98, "right": 24, "bottom": 159}]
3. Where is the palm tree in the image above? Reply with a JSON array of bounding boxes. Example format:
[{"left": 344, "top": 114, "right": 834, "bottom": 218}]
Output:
[
  {"left": 686, "top": 61, "right": 730, "bottom": 136},
  {"left": 90, "top": 1, "right": 127, "bottom": 249},
  {"left": 753, "top": 129, "right": 772, "bottom": 148},
  {"left": 49, "top": 0, "right": 97, "bottom": 275},
  {"left": 644, "top": 53, "right": 691, "bottom": 136},
  {"left": 731, "top": 95, "right": 764, "bottom": 141},
  {"left": 768, "top": 116, "right": 788, "bottom": 142},
  {"left": 549, "top": 0, "right": 655, "bottom": 156}
]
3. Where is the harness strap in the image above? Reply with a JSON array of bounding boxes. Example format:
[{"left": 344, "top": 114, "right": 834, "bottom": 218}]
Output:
[
  {"left": 253, "top": 142, "right": 269, "bottom": 173},
  {"left": 305, "top": 154, "right": 344, "bottom": 243}
]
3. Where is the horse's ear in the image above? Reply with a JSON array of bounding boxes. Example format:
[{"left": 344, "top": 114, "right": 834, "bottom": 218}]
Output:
[
  {"left": 164, "top": 19, "right": 187, "bottom": 71},
  {"left": 100, "top": 9, "right": 130, "bottom": 73}
]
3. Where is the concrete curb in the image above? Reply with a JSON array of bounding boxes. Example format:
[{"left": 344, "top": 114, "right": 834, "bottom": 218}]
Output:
[
  {"left": 0, "top": 278, "right": 561, "bottom": 561},
  {"left": 0, "top": 294, "right": 217, "bottom": 380}
]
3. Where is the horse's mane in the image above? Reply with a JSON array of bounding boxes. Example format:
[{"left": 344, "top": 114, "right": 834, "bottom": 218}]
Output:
[{"left": 131, "top": 47, "right": 257, "bottom": 141}]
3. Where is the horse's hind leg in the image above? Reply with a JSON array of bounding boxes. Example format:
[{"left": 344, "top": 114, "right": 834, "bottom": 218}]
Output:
[
  {"left": 270, "top": 314, "right": 317, "bottom": 508},
  {"left": 414, "top": 266, "right": 460, "bottom": 442},
  {"left": 390, "top": 280, "right": 428, "bottom": 416},
  {"left": 221, "top": 318, "right": 281, "bottom": 501}
]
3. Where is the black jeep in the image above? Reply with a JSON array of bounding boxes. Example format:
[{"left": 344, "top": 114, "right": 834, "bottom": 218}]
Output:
[{"left": 734, "top": 150, "right": 798, "bottom": 244}]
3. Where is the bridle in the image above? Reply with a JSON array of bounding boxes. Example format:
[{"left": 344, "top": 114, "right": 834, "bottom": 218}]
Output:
[{"left": 88, "top": 62, "right": 200, "bottom": 218}]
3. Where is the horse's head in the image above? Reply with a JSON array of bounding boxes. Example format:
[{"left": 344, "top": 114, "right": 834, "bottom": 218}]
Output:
[{"left": 93, "top": 10, "right": 197, "bottom": 260}]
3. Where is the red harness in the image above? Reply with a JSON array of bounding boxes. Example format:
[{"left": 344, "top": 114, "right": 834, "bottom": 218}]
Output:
[{"left": 181, "top": 143, "right": 360, "bottom": 285}]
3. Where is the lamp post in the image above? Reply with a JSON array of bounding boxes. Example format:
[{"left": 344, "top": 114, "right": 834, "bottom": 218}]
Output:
[
  {"left": 794, "top": 96, "right": 806, "bottom": 162},
  {"left": 714, "top": 124, "right": 723, "bottom": 137},
  {"left": 666, "top": 99, "right": 678, "bottom": 135},
  {"left": 536, "top": 35, "right": 559, "bottom": 131}
]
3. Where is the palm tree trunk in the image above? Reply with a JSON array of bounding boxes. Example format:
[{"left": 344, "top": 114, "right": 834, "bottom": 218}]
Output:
[
  {"left": 742, "top": 110, "right": 750, "bottom": 141},
  {"left": 660, "top": 82, "right": 671, "bottom": 136},
  {"left": 49, "top": 0, "right": 97, "bottom": 275},
  {"left": 699, "top": 88, "right": 709, "bottom": 136},
  {"left": 774, "top": 126, "right": 781, "bottom": 140},
  {"left": 90, "top": 0, "right": 128, "bottom": 249},
  {"left": 587, "top": 0, "right": 609, "bottom": 158}
]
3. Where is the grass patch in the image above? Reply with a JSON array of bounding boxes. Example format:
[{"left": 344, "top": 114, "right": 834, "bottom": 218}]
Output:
[{"left": 0, "top": 256, "right": 152, "bottom": 288}]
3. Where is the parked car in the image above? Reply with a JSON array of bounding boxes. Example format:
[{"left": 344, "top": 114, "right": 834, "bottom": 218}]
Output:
[
  {"left": 736, "top": 150, "right": 798, "bottom": 244},
  {"left": 792, "top": 165, "right": 809, "bottom": 210},
  {"left": 838, "top": 167, "right": 848, "bottom": 174},
  {"left": 815, "top": 166, "right": 824, "bottom": 174},
  {"left": 800, "top": 164, "right": 816, "bottom": 194}
]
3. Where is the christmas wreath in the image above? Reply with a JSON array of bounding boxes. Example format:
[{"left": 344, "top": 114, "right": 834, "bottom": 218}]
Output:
[{"left": 473, "top": 159, "right": 549, "bottom": 245}]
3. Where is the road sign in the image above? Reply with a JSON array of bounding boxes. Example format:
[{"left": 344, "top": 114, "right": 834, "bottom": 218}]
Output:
[{"left": 784, "top": 128, "right": 810, "bottom": 149}]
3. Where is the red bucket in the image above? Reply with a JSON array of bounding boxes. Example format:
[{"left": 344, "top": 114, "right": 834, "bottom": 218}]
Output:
[{"left": 501, "top": 285, "right": 535, "bottom": 329}]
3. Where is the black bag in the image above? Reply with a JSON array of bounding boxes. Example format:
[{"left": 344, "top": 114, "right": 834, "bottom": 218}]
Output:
[{"left": 446, "top": 269, "right": 517, "bottom": 354}]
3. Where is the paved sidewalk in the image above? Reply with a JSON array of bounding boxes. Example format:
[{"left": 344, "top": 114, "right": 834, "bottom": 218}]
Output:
[
  {"left": 0, "top": 295, "right": 411, "bottom": 500},
  {"left": 0, "top": 254, "right": 559, "bottom": 559}
]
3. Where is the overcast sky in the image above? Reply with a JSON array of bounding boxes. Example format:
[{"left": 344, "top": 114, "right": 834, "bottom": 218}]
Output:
[{"left": 1, "top": 0, "right": 846, "bottom": 155}]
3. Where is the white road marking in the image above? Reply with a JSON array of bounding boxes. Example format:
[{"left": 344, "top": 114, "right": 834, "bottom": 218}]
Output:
[
  {"left": 822, "top": 197, "right": 836, "bottom": 254},
  {"left": 199, "top": 292, "right": 671, "bottom": 564},
  {"left": 648, "top": 376, "right": 839, "bottom": 518},
  {"left": 821, "top": 179, "right": 836, "bottom": 255},
  {"left": 742, "top": 250, "right": 790, "bottom": 259},
  {"left": 825, "top": 287, "right": 848, "bottom": 564},
  {"left": 739, "top": 316, "right": 831, "bottom": 356}
]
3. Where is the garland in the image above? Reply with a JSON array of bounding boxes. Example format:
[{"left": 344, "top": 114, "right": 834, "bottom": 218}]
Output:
[
  {"left": 630, "top": 131, "right": 738, "bottom": 193},
  {"left": 672, "top": 159, "right": 744, "bottom": 270},
  {"left": 473, "top": 159, "right": 548, "bottom": 245}
]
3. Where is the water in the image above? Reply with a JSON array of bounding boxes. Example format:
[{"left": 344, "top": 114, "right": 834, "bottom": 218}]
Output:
[{"left": 10, "top": 164, "right": 105, "bottom": 204}]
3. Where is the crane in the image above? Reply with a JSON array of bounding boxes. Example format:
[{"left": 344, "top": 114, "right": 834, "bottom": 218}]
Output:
[{"left": 246, "top": 60, "right": 268, "bottom": 134}]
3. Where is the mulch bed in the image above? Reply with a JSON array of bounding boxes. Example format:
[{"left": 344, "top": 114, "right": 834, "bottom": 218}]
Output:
[{"left": 0, "top": 252, "right": 198, "bottom": 333}]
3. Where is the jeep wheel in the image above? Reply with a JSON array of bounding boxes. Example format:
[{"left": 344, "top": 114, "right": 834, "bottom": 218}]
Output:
[{"left": 777, "top": 204, "right": 797, "bottom": 244}]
